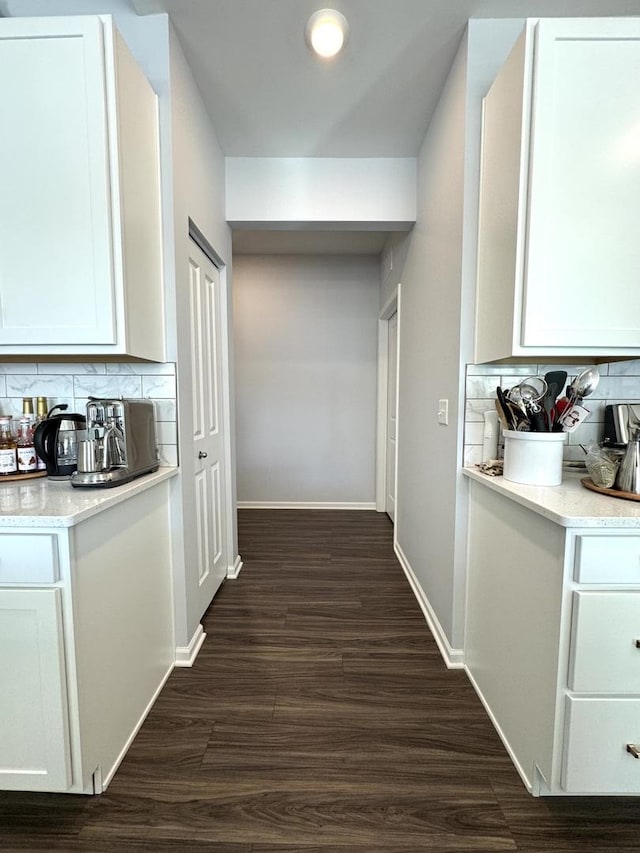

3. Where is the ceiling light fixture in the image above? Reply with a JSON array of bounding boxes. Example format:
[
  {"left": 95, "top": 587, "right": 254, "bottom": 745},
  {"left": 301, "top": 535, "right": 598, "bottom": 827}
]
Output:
[{"left": 305, "top": 8, "right": 349, "bottom": 59}]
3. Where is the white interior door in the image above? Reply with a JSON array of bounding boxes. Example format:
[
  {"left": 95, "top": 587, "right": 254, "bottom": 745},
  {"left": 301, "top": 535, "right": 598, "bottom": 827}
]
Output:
[
  {"left": 188, "top": 242, "right": 227, "bottom": 617},
  {"left": 385, "top": 311, "right": 398, "bottom": 521}
]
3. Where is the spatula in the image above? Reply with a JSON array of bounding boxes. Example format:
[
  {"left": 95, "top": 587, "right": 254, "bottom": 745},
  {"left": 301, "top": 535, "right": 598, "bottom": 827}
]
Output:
[{"left": 542, "top": 370, "right": 567, "bottom": 430}]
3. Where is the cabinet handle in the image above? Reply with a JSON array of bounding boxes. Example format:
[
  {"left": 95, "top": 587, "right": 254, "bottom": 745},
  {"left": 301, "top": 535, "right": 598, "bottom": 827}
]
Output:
[
  {"left": 626, "top": 744, "right": 640, "bottom": 759},
  {"left": 198, "top": 451, "right": 208, "bottom": 459},
  {"left": 635, "top": 640, "right": 640, "bottom": 649}
]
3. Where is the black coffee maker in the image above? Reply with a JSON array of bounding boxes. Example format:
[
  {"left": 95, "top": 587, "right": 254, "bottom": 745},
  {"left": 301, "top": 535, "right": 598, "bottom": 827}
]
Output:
[{"left": 33, "top": 405, "right": 86, "bottom": 480}]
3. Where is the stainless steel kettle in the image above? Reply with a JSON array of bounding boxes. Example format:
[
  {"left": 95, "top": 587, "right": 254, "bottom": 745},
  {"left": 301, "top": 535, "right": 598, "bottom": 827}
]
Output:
[
  {"left": 614, "top": 405, "right": 640, "bottom": 494},
  {"left": 33, "top": 405, "right": 86, "bottom": 480}
]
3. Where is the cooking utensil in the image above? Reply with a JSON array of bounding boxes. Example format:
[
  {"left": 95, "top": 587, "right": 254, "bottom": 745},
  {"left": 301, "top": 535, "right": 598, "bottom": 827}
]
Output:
[
  {"left": 507, "top": 376, "right": 548, "bottom": 431},
  {"left": 552, "top": 396, "right": 571, "bottom": 431},
  {"left": 520, "top": 376, "right": 548, "bottom": 402},
  {"left": 496, "top": 387, "right": 516, "bottom": 430},
  {"left": 494, "top": 398, "right": 510, "bottom": 431},
  {"left": 528, "top": 408, "right": 547, "bottom": 432},
  {"left": 542, "top": 370, "right": 567, "bottom": 430},
  {"left": 567, "top": 366, "right": 600, "bottom": 405}
]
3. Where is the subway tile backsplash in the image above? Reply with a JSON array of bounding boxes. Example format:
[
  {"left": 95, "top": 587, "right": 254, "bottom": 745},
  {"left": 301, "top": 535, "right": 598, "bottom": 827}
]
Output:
[
  {"left": 464, "top": 359, "right": 640, "bottom": 467},
  {"left": 0, "top": 361, "right": 178, "bottom": 468}
]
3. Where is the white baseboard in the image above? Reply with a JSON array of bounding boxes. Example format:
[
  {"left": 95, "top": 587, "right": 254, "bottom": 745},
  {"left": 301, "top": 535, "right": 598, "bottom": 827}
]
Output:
[
  {"left": 101, "top": 661, "right": 174, "bottom": 791},
  {"left": 227, "top": 554, "right": 243, "bottom": 579},
  {"left": 394, "top": 542, "right": 464, "bottom": 669},
  {"left": 174, "top": 623, "right": 206, "bottom": 667},
  {"left": 237, "top": 501, "right": 377, "bottom": 510}
]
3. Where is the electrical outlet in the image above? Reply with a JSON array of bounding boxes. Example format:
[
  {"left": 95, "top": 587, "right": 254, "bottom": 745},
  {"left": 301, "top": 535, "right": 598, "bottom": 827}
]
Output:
[{"left": 438, "top": 399, "right": 449, "bottom": 425}]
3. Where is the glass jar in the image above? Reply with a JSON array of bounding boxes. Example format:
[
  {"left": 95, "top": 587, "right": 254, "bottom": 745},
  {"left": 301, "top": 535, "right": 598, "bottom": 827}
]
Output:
[
  {"left": 0, "top": 416, "right": 18, "bottom": 476},
  {"left": 35, "top": 397, "right": 48, "bottom": 471},
  {"left": 17, "top": 418, "right": 37, "bottom": 473}
]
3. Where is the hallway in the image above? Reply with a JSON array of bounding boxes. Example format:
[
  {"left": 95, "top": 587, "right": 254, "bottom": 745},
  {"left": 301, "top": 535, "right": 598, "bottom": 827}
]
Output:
[{"left": 2, "top": 509, "right": 640, "bottom": 850}]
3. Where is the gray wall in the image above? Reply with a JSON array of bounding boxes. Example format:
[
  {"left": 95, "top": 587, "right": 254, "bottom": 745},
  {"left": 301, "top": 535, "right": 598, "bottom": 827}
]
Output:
[
  {"left": 394, "top": 31, "right": 468, "bottom": 654},
  {"left": 385, "top": 20, "right": 524, "bottom": 656},
  {"left": 168, "top": 23, "right": 239, "bottom": 642},
  {"left": 234, "top": 254, "right": 379, "bottom": 505}
]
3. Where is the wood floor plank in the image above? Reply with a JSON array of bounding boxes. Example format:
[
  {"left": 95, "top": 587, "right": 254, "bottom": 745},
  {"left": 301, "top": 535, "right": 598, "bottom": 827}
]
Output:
[
  {"left": 0, "top": 791, "right": 89, "bottom": 841},
  {"left": 0, "top": 839, "right": 249, "bottom": 853},
  {"left": 491, "top": 777, "right": 640, "bottom": 850},
  {"left": 4, "top": 508, "right": 639, "bottom": 851},
  {"left": 251, "top": 847, "right": 507, "bottom": 853},
  {"left": 199, "top": 719, "right": 514, "bottom": 787},
  {"left": 77, "top": 786, "right": 516, "bottom": 848},
  {"left": 183, "top": 650, "right": 344, "bottom": 683}
]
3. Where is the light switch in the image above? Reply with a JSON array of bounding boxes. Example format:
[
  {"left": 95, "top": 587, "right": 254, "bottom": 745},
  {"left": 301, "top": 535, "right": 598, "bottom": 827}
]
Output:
[{"left": 438, "top": 399, "right": 449, "bottom": 425}]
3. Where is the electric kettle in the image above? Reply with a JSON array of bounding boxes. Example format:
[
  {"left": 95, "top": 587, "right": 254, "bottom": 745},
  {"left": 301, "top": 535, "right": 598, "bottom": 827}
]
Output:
[{"left": 33, "top": 405, "right": 87, "bottom": 480}]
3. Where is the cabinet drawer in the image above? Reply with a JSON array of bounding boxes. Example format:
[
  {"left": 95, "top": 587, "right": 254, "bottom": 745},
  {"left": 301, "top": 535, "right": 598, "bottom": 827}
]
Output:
[
  {"left": 569, "top": 592, "right": 640, "bottom": 692},
  {"left": 0, "top": 535, "right": 59, "bottom": 584},
  {"left": 574, "top": 535, "right": 640, "bottom": 584},
  {"left": 563, "top": 697, "right": 640, "bottom": 793}
]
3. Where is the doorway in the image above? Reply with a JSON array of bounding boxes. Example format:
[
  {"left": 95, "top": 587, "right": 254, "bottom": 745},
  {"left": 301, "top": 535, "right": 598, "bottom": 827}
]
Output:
[
  {"left": 385, "top": 311, "right": 398, "bottom": 520},
  {"left": 376, "top": 286, "right": 400, "bottom": 522},
  {"left": 185, "top": 235, "right": 229, "bottom": 619}
]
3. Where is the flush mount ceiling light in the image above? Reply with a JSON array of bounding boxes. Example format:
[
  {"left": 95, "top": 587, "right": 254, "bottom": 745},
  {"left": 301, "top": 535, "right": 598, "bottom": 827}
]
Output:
[{"left": 305, "top": 8, "right": 349, "bottom": 59}]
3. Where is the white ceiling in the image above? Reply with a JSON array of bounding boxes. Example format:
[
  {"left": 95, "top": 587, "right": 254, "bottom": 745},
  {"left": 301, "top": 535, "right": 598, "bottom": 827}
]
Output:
[
  {"left": 132, "top": 0, "right": 640, "bottom": 255},
  {"left": 133, "top": 0, "right": 640, "bottom": 158}
]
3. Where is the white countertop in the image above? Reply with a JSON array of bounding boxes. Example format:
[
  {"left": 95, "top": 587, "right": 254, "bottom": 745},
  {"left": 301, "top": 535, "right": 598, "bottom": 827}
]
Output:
[
  {"left": 463, "top": 466, "right": 640, "bottom": 528},
  {"left": 0, "top": 467, "right": 178, "bottom": 528}
]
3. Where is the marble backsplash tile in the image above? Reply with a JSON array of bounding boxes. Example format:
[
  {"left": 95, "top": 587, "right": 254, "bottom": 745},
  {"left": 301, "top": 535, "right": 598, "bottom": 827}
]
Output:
[
  {"left": 0, "top": 361, "right": 178, "bottom": 468},
  {"left": 464, "top": 359, "right": 640, "bottom": 467}
]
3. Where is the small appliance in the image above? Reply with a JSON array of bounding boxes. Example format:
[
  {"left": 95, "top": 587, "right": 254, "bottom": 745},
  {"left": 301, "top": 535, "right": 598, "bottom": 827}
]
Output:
[
  {"left": 70, "top": 398, "right": 159, "bottom": 489},
  {"left": 615, "top": 405, "right": 640, "bottom": 494},
  {"left": 33, "top": 406, "right": 87, "bottom": 480},
  {"left": 603, "top": 404, "right": 640, "bottom": 447}
]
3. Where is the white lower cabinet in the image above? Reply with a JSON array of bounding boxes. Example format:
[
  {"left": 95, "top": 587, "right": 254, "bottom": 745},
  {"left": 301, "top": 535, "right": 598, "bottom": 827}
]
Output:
[
  {"left": 568, "top": 592, "right": 640, "bottom": 693},
  {"left": 0, "top": 482, "right": 174, "bottom": 794},
  {"left": 0, "top": 587, "right": 71, "bottom": 791},
  {"left": 562, "top": 583, "right": 640, "bottom": 794},
  {"left": 466, "top": 480, "right": 640, "bottom": 796},
  {"left": 574, "top": 534, "right": 640, "bottom": 584},
  {"left": 563, "top": 698, "right": 640, "bottom": 793}
]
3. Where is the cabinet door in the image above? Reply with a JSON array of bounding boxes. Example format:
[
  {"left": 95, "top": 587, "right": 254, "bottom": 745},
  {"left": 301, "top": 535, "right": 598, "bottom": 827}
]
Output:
[
  {"left": 0, "top": 17, "right": 116, "bottom": 345},
  {"left": 474, "top": 27, "right": 532, "bottom": 364},
  {"left": 563, "top": 697, "right": 640, "bottom": 793},
  {"left": 0, "top": 587, "right": 72, "bottom": 791},
  {"left": 523, "top": 19, "right": 640, "bottom": 348},
  {"left": 569, "top": 591, "right": 640, "bottom": 693}
]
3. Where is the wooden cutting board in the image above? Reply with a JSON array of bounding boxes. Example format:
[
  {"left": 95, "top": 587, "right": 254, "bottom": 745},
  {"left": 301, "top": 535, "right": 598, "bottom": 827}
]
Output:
[
  {"left": 0, "top": 470, "right": 47, "bottom": 483},
  {"left": 581, "top": 476, "right": 640, "bottom": 502}
]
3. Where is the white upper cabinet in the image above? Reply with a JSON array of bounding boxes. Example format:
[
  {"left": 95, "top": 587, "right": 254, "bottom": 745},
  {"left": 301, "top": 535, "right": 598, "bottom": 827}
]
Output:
[
  {"left": 474, "top": 18, "right": 640, "bottom": 363},
  {"left": 0, "top": 16, "right": 164, "bottom": 361}
]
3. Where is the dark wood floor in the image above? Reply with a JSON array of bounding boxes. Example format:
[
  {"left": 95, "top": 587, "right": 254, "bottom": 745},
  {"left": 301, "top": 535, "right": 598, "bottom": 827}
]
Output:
[{"left": 2, "top": 509, "right": 640, "bottom": 852}]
